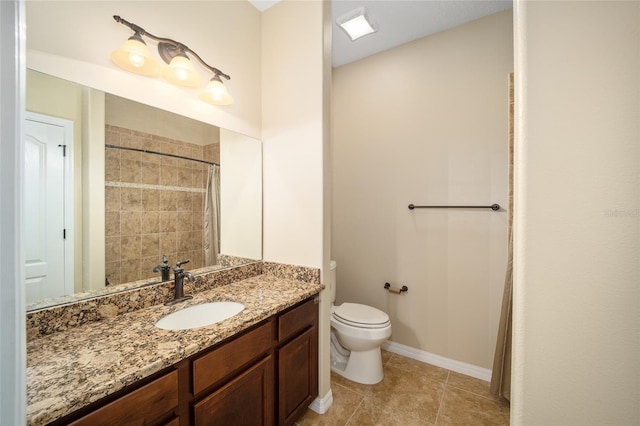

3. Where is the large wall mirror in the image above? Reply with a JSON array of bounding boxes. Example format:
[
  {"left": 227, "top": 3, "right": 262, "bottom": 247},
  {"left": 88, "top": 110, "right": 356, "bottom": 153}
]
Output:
[{"left": 25, "top": 70, "right": 262, "bottom": 311}]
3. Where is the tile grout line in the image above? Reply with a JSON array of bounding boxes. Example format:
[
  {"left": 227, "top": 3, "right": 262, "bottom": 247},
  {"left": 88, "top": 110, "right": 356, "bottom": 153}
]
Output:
[
  {"left": 343, "top": 352, "right": 391, "bottom": 425},
  {"left": 446, "top": 383, "right": 503, "bottom": 402},
  {"left": 433, "top": 370, "right": 450, "bottom": 426},
  {"left": 343, "top": 391, "right": 366, "bottom": 426},
  {"left": 384, "top": 351, "right": 454, "bottom": 425}
]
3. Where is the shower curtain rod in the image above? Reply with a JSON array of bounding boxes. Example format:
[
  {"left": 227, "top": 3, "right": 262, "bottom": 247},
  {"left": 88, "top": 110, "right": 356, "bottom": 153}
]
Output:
[
  {"left": 105, "top": 144, "right": 219, "bottom": 166},
  {"left": 408, "top": 203, "right": 501, "bottom": 211}
]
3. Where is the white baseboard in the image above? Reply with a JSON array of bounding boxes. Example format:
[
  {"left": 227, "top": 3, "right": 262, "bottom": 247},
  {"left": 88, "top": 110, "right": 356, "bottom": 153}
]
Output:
[
  {"left": 308, "top": 389, "right": 333, "bottom": 414},
  {"left": 382, "top": 340, "right": 492, "bottom": 382}
]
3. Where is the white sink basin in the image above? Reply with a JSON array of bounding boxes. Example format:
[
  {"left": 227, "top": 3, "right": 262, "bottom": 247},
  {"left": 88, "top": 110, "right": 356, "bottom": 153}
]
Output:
[{"left": 155, "top": 302, "right": 245, "bottom": 330}]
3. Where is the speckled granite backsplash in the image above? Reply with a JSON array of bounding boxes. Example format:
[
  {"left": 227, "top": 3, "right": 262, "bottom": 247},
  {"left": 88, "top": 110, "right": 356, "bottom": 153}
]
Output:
[
  {"left": 263, "top": 261, "right": 322, "bottom": 284},
  {"left": 27, "top": 261, "right": 320, "bottom": 340}
]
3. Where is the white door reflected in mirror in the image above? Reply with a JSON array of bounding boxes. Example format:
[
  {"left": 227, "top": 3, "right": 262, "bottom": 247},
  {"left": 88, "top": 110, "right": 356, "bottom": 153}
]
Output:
[{"left": 24, "top": 112, "right": 75, "bottom": 303}]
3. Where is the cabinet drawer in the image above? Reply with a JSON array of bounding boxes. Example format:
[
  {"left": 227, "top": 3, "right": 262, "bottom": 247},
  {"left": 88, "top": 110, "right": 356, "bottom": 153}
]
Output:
[
  {"left": 193, "top": 321, "right": 273, "bottom": 395},
  {"left": 69, "top": 370, "right": 178, "bottom": 426},
  {"left": 278, "top": 298, "right": 317, "bottom": 342}
]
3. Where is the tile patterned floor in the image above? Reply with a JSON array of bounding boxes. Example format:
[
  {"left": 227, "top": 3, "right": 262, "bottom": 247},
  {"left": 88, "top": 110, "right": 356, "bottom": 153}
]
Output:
[{"left": 296, "top": 351, "right": 510, "bottom": 426}]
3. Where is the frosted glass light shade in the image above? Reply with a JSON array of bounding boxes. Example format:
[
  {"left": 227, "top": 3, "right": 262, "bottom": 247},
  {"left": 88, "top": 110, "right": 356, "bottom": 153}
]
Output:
[
  {"left": 337, "top": 7, "right": 377, "bottom": 41},
  {"left": 199, "top": 77, "right": 234, "bottom": 106},
  {"left": 110, "top": 36, "right": 160, "bottom": 76},
  {"left": 162, "top": 55, "right": 202, "bottom": 87}
]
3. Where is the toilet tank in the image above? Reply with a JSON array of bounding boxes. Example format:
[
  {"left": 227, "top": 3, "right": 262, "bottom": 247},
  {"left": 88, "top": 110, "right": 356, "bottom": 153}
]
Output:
[{"left": 330, "top": 260, "right": 337, "bottom": 304}]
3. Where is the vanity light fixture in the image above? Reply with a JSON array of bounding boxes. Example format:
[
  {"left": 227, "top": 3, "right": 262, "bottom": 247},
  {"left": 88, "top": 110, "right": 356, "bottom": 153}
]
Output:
[
  {"left": 337, "top": 7, "right": 378, "bottom": 41},
  {"left": 200, "top": 74, "right": 234, "bottom": 106},
  {"left": 110, "top": 32, "right": 160, "bottom": 76},
  {"left": 162, "top": 50, "right": 202, "bottom": 88},
  {"left": 110, "top": 15, "right": 232, "bottom": 105}
]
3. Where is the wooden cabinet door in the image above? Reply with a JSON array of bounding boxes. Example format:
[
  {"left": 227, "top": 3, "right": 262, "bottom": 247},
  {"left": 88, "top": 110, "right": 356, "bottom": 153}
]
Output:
[
  {"left": 193, "top": 355, "right": 274, "bottom": 426},
  {"left": 277, "top": 327, "right": 318, "bottom": 426}
]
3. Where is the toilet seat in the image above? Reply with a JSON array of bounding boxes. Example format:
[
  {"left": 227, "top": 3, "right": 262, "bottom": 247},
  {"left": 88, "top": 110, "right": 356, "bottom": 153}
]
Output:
[{"left": 332, "top": 303, "right": 390, "bottom": 329}]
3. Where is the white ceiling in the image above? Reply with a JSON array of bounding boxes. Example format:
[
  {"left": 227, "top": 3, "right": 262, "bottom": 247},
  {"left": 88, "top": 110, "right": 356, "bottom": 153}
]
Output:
[
  {"left": 250, "top": 0, "right": 512, "bottom": 68},
  {"left": 249, "top": 0, "right": 282, "bottom": 12}
]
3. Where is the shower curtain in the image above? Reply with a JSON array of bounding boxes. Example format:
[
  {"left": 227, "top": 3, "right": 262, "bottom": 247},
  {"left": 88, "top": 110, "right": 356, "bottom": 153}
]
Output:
[
  {"left": 490, "top": 73, "right": 514, "bottom": 401},
  {"left": 204, "top": 164, "right": 220, "bottom": 266}
]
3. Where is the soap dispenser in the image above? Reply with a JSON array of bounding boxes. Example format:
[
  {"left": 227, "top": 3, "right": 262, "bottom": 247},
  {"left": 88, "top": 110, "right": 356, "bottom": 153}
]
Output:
[{"left": 153, "top": 255, "right": 171, "bottom": 282}]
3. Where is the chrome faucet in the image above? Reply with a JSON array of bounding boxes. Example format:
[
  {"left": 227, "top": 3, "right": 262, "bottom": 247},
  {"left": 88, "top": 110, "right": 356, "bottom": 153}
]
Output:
[{"left": 165, "top": 260, "right": 195, "bottom": 306}]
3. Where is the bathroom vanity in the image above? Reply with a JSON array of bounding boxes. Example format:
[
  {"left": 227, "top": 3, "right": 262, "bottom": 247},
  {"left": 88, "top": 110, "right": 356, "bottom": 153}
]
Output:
[{"left": 26, "top": 269, "right": 322, "bottom": 426}]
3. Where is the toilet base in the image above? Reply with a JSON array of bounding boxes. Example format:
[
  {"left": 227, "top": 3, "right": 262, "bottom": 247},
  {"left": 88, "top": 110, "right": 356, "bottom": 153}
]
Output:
[{"left": 330, "top": 345, "right": 384, "bottom": 385}]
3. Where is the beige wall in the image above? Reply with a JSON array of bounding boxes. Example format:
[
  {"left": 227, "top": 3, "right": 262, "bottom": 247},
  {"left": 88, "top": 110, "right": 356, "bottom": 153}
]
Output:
[
  {"left": 261, "top": 0, "right": 332, "bottom": 403},
  {"left": 332, "top": 10, "right": 513, "bottom": 369},
  {"left": 81, "top": 88, "right": 106, "bottom": 291},
  {"left": 26, "top": 1, "right": 262, "bottom": 138},
  {"left": 220, "top": 128, "right": 262, "bottom": 260},
  {"left": 512, "top": 1, "right": 640, "bottom": 424},
  {"left": 105, "top": 94, "right": 220, "bottom": 146},
  {"left": 262, "top": 0, "right": 325, "bottom": 267}
]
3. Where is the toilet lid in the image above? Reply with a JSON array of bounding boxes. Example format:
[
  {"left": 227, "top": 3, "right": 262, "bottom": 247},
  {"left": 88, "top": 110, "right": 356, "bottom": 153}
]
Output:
[{"left": 333, "top": 303, "right": 390, "bottom": 327}]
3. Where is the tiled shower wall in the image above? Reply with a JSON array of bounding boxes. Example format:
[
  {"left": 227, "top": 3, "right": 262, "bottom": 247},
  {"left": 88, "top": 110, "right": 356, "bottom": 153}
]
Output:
[{"left": 104, "top": 124, "right": 219, "bottom": 285}]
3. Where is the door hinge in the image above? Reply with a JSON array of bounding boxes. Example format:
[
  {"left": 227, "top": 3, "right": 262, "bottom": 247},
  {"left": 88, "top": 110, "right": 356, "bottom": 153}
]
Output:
[{"left": 58, "top": 144, "right": 67, "bottom": 157}]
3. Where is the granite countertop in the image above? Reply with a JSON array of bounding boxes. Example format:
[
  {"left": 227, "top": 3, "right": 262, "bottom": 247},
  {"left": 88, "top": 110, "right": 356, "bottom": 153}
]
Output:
[{"left": 26, "top": 274, "right": 323, "bottom": 426}]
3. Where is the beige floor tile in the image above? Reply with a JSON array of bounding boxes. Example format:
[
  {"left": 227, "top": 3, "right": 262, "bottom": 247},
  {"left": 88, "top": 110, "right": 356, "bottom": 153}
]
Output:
[
  {"left": 303, "top": 354, "right": 509, "bottom": 426},
  {"left": 348, "top": 392, "right": 435, "bottom": 426},
  {"left": 386, "top": 354, "right": 450, "bottom": 384},
  {"left": 365, "top": 365, "right": 444, "bottom": 425},
  {"left": 447, "top": 371, "right": 497, "bottom": 401},
  {"left": 330, "top": 371, "right": 374, "bottom": 396},
  {"left": 381, "top": 349, "right": 393, "bottom": 366},
  {"left": 436, "top": 386, "right": 510, "bottom": 426},
  {"left": 296, "top": 382, "right": 363, "bottom": 426}
]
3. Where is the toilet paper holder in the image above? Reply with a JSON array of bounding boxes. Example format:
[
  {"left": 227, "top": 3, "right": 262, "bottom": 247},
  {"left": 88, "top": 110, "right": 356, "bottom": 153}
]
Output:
[{"left": 384, "top": 282, "right": 408, "bottom": 294}]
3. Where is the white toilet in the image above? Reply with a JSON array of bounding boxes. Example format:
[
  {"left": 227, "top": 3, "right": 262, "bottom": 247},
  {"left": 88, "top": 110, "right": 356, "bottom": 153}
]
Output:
[{"left": 329, "top": 260, "right": 392, "bottom": 385}]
